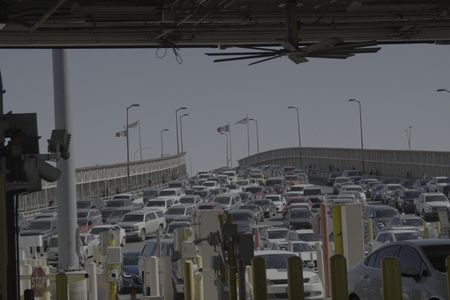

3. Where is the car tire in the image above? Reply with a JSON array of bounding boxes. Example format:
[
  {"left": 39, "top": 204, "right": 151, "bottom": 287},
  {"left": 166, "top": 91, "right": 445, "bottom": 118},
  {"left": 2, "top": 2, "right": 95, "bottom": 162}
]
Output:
[
  {"left": 349, "top": 294, "right": 361, "bottom": 300},
  {"left": 141, "top": 229, "right": 146, "bottom": 241}
]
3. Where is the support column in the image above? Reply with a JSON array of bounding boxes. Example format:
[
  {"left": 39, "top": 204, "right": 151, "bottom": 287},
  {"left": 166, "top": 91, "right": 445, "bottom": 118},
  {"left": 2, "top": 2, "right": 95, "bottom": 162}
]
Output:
[{"left": 52, "top": 49, "right": 79, "bottom": 270}]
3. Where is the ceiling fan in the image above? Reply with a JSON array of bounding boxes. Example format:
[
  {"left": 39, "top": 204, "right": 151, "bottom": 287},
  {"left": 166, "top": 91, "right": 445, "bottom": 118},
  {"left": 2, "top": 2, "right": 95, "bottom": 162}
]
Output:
[{"left": 205, "top": 38, "right": 381, "bottom": 65}]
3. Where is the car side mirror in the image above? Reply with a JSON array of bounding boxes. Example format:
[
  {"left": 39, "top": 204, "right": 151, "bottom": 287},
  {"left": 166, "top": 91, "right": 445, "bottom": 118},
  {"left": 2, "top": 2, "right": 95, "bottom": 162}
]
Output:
[{"left": 401, "top": 267, "right": 420, "bottom": 281}]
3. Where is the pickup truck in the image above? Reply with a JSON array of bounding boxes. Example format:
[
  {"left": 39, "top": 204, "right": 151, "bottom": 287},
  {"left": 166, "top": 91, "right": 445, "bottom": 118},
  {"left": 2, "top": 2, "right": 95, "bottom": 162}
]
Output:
[
  {"left": 426, "top": 177, "right": 450, "bottom": 194},
  {"left": 414, "top": 192, "right": 450, "bottom": 221}
]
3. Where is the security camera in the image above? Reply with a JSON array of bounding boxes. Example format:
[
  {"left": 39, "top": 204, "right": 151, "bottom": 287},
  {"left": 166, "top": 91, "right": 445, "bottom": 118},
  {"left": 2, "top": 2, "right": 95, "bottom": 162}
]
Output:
[{"left": 24, "top": 155, "right": 61, "bottom": 182}]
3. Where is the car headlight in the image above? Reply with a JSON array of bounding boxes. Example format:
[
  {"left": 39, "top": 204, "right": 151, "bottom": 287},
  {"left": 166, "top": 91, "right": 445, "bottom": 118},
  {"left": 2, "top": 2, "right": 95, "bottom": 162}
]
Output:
[
  {"left": 132, "top": 226, "right": 139, "bottom": 231},
  {"left": 122, "top": 271, "right": 133, "bottom": 278},
  {"left": 308, "top": 275, "right": 321, "bottom": 284}
]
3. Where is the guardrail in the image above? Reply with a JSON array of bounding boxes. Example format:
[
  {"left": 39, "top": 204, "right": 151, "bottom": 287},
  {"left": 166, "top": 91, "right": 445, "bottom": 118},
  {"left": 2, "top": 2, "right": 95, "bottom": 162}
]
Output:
[
  {"left": 18, "top": 153, "right": 187, "bottom": 212},
  {"left": 238, "top": 147, "right": 450, "bottom": 178}
]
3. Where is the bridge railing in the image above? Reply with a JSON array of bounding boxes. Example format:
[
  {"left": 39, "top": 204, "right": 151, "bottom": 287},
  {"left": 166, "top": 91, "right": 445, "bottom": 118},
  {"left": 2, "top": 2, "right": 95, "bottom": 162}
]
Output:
[
  {"left": 238, "top": 147, "right": 450, "bottom": 178},
  {"left": 18, "top": 153, "right": 187, "bottom": 212}
]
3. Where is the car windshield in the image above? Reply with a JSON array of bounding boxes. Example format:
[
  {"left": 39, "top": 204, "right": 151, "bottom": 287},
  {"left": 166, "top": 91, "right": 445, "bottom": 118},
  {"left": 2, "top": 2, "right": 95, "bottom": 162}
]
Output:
[
  {"left": 266, "top": 179, "right": 283, "bottom": 186},
  {"left": 290, "top": 210, "right": 311, "bottom": 218},
  {"left": 426, "top": 195, "right": 448, "bottom": 202},
  {"left": 77, "top": 211, "right": 90, "bottom": 218},
  {"left": 123, "top": 253, "right": 139, "bottom": 266},
  {"left": 194, "top": 191, "right": 208, "bottom": 197},
  {"left": 289, "top": 187, "right": 304, "bottom": 192},
  {"left": 146, "top": 201, "right": 166, "bottom": 207},
  {"left": 204, "top": 182, "right": 216, "bottom": 187},
  {"left": 231, "top": 213, "right": 252, "bottom": 222},
  {"left": 112, "top": 195, "right": 130, "bottom": 200},
  {"left": 246, "top": 187, "right": 263, "bottom": 193},
  {"left": 285, "top": 175, "right": 299, "bottom": 180},
  {"left": 121, "top": 214, "right": 143, "bottom": 222},
  {"left": 388, "top": 185, "right": 404, "bottom": 191},
  {"left": 106, "top": 210, "right": 130, "bottom": 218},
  {"left": 346, "top": 187, "right": 362, "bottom": 192},
  {"left": 254, "top": 200, "right": 271, "bottom": 206},
  {"left": 77, "top": 201, "right": 91, "bottom": 209},
  {"left": 106, "top": 200, "right": 126, "bottom": 208},
  {"left": 346, "top": 171, "right": 362, "bottom": 177},
  {"left": 180, "top": 197, "right": 195, "bottom": 204},
  {"left": 144, "top": 190, "right": 158, "bottom": 197},
  {"left": 402, "top": 218, "right": 423, "bottom": 226},
  {"left": 89, "top": 227, "right": 111, "bottom": 234},
  {"left": 227, "top": 184, "right": 237, "bottom": 189},
  {"left": 168, "top": 183, "right": 182, "bottom": 188},
  {"left": 77, "top": 219, "right": 87, "bottom": 226},
  {"left": 236, "top": 180, "right": 249, "bottom": 186},
  {"left": 394, "top": 232, "right": 420, "bottom": 241},
  {"left": 335, "top": 178, "right": 350, "bottom": 183},
  {"left": 28, "top": 221, "right": 52, "bottom": 230},
  {"left": 404, "top": 191, "right": 420, "bottom": 198},
  {"left": 167, "top": 222, "right": 190, "bottom": 234},
  {"left": 258, "top": 253, "right": 295, "bottom": 269},
  {"left": 303, "top": 189, "right": 321, "bottom": 196},
  {"left": 437, "top": 178, "right": 450, "bottom": 183},
  {"left": 166, "top": 207, "right": 186, "bottom": 215},
  {"left": 159, "top": 190, "right": 176, "bottom": 196},
  {"left": 293, "top": 243, "right": 314, "bottom": 252},
  {"left": 265, "top": 196, "right": 280, "bottom": 202},
  {"left": 198, "top": 205, "right": 215, "bottom": 210},
  {"left": 240, "top": 205, "right": 257, "bottom": 211},
  {"left": 214, "top": 197, "right": 231, "bottom": 205},
  {"left": 298, "top": 233, "right": 318, "bottom": 241},
  {"left": 421, "top": 245, "right": 450, "bottom": 272},
  {"left": 239, "top": 193, "right": 249, "bottom": 201},
  {"left": 267, "top": 230, "right": 288, "bottom": 239},
  {"left": 375, "top": 208, "right": 398, "bottom": 218},
  {"left": 83, "top": 234, "right": 96, "bottom": 245}
]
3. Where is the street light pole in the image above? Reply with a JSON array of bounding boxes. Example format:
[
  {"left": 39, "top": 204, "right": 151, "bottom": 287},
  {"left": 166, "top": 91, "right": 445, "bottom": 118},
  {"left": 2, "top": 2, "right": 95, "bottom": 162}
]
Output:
[
  {"left": 249, "top": 118, "right": 260, "bottom": 154},
  {"left": 288, "top": 106, "right": 303, "bottom": 167},
  {"left": 220, "top": 132, "right": 229, "bottom": 167},
  {"left": 180, "top": 113, "right": 189, "bottom": 153},
  {"left": 126, "top": 104, "right": 140, "bottom": 190},
  {"left": 405, "top": 126, "right": 412, "bottom": 150},
  {"left": 175, "top": 107, "right": 187, "bottom": 154},
  {"left": 161, "top": 129, "right": 169, "bottom": 157},
  {"left": 348, "top": 99, "right": 365, "bottom": 175},
  {"left": 138, "top": 120, "right": 143, "bottom": 161}
]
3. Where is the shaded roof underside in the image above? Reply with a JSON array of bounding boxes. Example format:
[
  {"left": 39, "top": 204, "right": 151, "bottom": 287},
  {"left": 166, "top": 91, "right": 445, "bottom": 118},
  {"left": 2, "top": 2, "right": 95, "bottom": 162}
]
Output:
[{"left": 0, "top": 0, "right": 449, "bottom": 48}]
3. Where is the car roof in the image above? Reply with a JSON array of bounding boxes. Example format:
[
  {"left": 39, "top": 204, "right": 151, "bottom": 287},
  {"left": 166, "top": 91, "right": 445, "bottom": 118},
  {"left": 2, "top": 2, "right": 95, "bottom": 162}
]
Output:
[
  {"left": 169, "top": 204, "right": 195, "bottom": 208},
  {"left": 254, "top": 250, "right": 297, "bottom": 256},
  {"left": 230, "top": 209, "right": 253, "bottom": 214},
  {"left": 294, "top": 229, "right": 314, "bottom": 233},
  {"left": 31, "top": 217, "right": 55, "bottom": 222}
]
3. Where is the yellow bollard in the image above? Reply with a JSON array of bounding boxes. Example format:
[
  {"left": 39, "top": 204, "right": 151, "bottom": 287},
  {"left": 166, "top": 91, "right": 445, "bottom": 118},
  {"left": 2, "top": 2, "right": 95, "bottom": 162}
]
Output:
[
  {"left": 184, "top": 260, "right": 195, "bottom": 300},
  {"left": 252, "top": 256, "right": 268, "bottom": 300},
  {"left": 108, "top": 234, "right": 118, "bottom": 300},
  {"left": 287, "top": 256, "right": 304, "bottom": 300},
  {"left": 436, "top": 222, "right": 441, "bottom": 236},
  {"left": 56, "top": 273, "right": 68, "bottom": 300},
  {"left": 330, "top": 255, "right": 348, "bottom": 300},
  {"left": 382, "top": 257, "right": 402, "bottom": 300},
  {"left": 194, "top": 255, "right": 204, "bottom": 300},
  {"left": 332, "top": 205, "right": 344, "bottom": 255},
  {"left": 246, "top": 265, "right": 253, "bottom": 299},
  {"left": 446, "top": 256, "right": 450, "bottom": 300},
  {"left": 423, "top": 223, "right": 429, "bottom": 239}
]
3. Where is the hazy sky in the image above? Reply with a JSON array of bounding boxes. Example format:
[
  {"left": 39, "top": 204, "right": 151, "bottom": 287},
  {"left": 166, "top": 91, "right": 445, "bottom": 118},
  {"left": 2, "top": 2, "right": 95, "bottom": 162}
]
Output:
[{"left": 2, "top": 44, "right": 450, "bottom": 173}]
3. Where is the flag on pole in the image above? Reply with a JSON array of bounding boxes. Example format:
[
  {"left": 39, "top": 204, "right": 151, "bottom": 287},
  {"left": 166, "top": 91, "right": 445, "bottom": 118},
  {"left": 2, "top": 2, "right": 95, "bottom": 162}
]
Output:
[
  {"left": 125, "top": 120, "right": 139, "bottom": 129},
  {"left": 115, "top": 129, "right": 127, "bottom": 137},
  {"left": 217, "top": 124, "right": 230, "bottom": 133},
  {"left": 234, "top": 117, "right": 249, "bottom": 125}
]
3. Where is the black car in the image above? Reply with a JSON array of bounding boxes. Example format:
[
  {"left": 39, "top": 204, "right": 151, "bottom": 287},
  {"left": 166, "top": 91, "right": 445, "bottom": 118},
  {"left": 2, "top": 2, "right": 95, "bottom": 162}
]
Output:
[
  {"left": 119, "top": 252, "right": 142, "bottom": 294},
  {"left": 285, "top": 208, "right": 313, "bottom": 229},
  {"left": 396, "top": 189, "right": 421, "bottom": 213}
]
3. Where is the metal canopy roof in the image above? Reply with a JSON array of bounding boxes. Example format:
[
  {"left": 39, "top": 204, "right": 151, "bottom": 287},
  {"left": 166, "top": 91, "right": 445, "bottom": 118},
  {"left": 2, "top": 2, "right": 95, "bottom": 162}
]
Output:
[{"left": 0, "top": 0, "right": 449, "bottom": 48}]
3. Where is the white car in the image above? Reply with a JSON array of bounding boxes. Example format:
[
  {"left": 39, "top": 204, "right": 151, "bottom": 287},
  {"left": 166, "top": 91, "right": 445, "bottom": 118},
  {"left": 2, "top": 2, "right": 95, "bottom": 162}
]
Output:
[
  {"left": 144, "top": 198, "right": 175, "bottom": 212},
  {"left": 270, "top": 241, "right": 318, "bottom": 270},
  {"left": 117, "top": 209, "right": 166, "bottom": 241},
  {"left": 254, "top": 250, "right": 324, "bottom": 300},
  {"left": 285, "top": 229, "right": 322, "bottom": 249},
  {"left": 88, "top": 224, "right": 127, "bottom": 247},
  {"left": 340, "top": 185, "right": 367, "bottom": 202},
  {"left": 414, "top": 192, "right": 450, "bottom": 221},
  {"left": 426, "top": 176, "right": 450, "bottom": 193},
  {"left": 202, "top": 180, "right": 219, "bottom": 190},
  {"left": 264, "top": 194, "right": 285, "bottom": 212},
  {"left": 158, "top": 188, "right": 183, "bottom": 203},
  {"left": 372, "top": 228, "right": 421, "bottom": 250},
  {"left": 288, "top": 184, "right": 313, "bottom": 193},
  {"left": 260, "top": 227, "right": 289, "bottom": 249}
]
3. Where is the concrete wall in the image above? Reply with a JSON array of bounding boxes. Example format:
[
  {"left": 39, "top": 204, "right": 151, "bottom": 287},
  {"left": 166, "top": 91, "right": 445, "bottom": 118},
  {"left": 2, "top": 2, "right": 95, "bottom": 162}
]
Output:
[
  {"left": 238, "top": 147, "right": 450, "bottom": 178},
  {"left": 18, "top": 153, "right": 187, "bottom": 212}
]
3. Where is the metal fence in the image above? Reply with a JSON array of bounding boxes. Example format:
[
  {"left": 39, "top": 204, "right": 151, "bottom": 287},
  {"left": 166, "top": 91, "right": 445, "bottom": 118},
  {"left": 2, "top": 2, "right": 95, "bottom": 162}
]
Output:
[
  {"left": 18, "top": 153, "right": 187, "bottom": 212},
  {"left": 238, "top": 147, "right": 450, "bottom": 178}
]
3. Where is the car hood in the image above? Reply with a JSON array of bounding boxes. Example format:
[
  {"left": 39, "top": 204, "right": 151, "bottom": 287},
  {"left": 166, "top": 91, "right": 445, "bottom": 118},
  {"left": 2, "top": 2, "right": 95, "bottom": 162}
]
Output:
[
  {"left": 427, "top": 201, "right": 450, "bottom": 207},
  {"left": 289, "top": 217, "right": 311, "bottom": 223},
  {"left": 117, "top": 222, "right": 140, "bottom": 227},
  {"left": 266, "top": 269, "right": 316, "bottom": 280}
]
